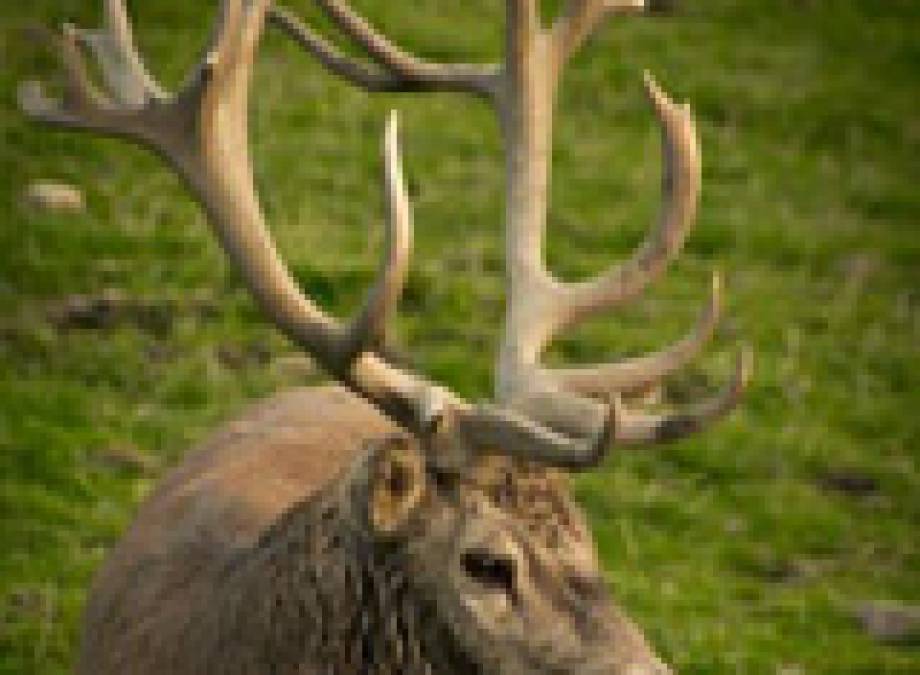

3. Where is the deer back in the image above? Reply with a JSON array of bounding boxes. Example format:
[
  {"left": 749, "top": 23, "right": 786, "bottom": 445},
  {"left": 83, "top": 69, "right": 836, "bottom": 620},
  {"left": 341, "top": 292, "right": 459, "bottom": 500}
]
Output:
[{"left": 79, "top": 386, "right": 394, "bottom": 673}]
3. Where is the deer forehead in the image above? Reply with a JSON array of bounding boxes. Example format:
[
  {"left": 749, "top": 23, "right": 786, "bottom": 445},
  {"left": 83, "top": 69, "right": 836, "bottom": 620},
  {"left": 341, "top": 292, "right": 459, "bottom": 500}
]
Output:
[{"left": 444, "top": 458, "right": 589, "bottom": 549}]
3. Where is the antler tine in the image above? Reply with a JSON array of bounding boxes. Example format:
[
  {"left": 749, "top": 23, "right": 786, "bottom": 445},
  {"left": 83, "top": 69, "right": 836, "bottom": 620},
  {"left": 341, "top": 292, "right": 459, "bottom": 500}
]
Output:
[
  {"left": 551, "top": 71, "right": 701, "bottom": 335},
  {"left": 269, "top": 3, "right": 499, "bottom": 98},
  {"left": 611, "top": 346, "right": 753, "bottom": 445},
  {"left": 346, "top": 111, "right": 412, "bottom": 357},
  {"left": 268, "top": 7, "right": 405, "bottom": 92},
  {"left": 17, "top": 24, "right": 138, "bottom": 135},
  {"left": 552, "top": 0, "right": 646, "bottom": 71},
  {"left": 17, "top": 0, "right": 269, "bottom": 139},
  {"left": 311, "top": 0, "right": 436, "bottom": 76},
  {"left": 71, "top": 0, "right": 166, "bottom": 106},
  {"left": 550, "top": 271, "right": 723, "bottom": 398}
]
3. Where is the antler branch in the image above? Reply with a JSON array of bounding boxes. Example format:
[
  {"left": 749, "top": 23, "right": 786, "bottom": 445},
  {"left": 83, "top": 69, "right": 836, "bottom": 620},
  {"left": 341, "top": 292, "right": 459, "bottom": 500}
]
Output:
[
  {"left": 268, "top": 3, "right": 499, "bottom": 98},
  {"left": 18, "top": 23, "right": 183, "bottom": 153},
  {"left": 550, "top": 72, "right": 700, "bottom": 331},
  {"left": 71, "top": 0, "right": 167, "bottom": 106},
  {"left": 347, "top": 111, "right": 412, "bottom": 356},
  {"left": 551, "top": 0, "right": 646, "bottom": 71},
  {"left": 550, "top": 272, "right": 722, "bottom": 398},
  {"left": 267, "top": 8, "right": 405, "bottom": 92},
  {"left": 610, "top": 347, "right": 752, "bottom": 445},
  {"left": 495, "top": 0, "right": 749, "bottom": 460}
]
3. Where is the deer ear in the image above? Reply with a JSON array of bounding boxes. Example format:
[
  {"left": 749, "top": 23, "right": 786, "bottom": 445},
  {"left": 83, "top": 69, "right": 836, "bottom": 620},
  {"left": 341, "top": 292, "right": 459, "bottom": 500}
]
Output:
[{"left": 368, "top": 435, "right": 426, "bottom": 537}]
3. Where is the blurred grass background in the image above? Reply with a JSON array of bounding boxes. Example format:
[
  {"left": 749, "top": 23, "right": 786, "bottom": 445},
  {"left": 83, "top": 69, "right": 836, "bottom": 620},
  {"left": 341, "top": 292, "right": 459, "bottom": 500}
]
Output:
[{"left": 1, "top": 0, "right": 918, "bottom": 672}]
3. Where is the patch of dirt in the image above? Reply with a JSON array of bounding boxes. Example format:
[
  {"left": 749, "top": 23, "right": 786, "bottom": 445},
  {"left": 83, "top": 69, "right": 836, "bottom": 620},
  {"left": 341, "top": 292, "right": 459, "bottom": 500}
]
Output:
[
  {"left": 44, "top": 288, "right": 223, "bottom": 337},
  {"left": 815, "top": 469, "right": 880, "bottom": 498},
  {"left": 47, "top": 289, "right": 175, "bottom": 336}
]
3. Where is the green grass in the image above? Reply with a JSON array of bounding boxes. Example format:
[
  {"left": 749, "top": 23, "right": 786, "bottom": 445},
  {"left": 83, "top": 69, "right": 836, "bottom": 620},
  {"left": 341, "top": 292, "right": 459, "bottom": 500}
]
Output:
[{"left": 1, "top": 0, "right": 918, "bottom": 672}]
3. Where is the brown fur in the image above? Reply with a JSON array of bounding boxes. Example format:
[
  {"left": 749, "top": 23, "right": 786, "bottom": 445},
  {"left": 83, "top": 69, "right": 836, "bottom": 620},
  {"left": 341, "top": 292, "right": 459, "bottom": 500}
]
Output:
[
  {"left": 79, "top": 387, "right": 392, "bottom": 673},
  {"left": 79, "top": 386, "right": 671, "bottom": 674}
]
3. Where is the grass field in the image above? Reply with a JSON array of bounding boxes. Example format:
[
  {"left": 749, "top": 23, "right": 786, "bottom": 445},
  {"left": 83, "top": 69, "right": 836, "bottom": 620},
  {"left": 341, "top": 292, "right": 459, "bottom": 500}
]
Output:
[{"left": 1, "top": 0, "right": 918, "bottom": 672}]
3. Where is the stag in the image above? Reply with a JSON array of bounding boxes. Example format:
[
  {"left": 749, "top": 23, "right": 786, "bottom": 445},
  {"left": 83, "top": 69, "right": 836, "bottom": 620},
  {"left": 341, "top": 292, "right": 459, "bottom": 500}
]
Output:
[{"left": 21, "top": 0, "right": 750, "bottom": 672}]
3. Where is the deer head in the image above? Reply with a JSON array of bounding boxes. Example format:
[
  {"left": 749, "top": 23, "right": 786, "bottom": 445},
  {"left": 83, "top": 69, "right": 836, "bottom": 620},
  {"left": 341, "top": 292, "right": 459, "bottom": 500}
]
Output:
[{"left": 21, "top": 1, "right": 751, "bottom": 672}]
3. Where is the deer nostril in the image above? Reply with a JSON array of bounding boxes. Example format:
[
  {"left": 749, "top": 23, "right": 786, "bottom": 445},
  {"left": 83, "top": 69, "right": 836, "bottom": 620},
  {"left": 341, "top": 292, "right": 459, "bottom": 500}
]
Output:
[{"left": 461, "top": 548, "right": 516, "bottom": 597}]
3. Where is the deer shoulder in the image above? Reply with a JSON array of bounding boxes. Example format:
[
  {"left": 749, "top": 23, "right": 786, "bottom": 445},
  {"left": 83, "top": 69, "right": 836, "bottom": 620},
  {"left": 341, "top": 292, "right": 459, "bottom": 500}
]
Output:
[{"left": 80, "top": 387, "right": 395, "bottom": 673}]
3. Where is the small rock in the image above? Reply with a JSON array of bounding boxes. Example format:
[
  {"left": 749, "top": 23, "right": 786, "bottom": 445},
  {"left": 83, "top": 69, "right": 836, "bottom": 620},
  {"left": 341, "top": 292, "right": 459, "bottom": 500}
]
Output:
[
  {"left": 23, "top": 181, "right": 85, "bottom": 212},
  {"left": 855, "top": 601, "right": 920, "bottom": 645}
]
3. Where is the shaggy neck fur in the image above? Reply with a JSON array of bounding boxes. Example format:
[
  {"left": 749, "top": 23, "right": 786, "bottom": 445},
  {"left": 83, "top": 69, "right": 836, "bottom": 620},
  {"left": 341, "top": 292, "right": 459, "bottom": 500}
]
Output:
[{"left": 207, "top": 455, "right": 479, "bottom": 674}]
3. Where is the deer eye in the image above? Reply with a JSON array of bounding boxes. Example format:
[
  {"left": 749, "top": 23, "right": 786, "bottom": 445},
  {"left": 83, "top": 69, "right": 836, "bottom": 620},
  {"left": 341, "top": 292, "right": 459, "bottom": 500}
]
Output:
[{"left": 461, "top": 548, "right": 516, "bottom": 597}]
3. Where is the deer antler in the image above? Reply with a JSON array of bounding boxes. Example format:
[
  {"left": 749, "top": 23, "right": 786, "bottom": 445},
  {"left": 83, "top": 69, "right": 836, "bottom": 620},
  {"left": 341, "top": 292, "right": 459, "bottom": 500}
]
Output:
[
  {"left": 496, "top": 2, "right": 750, "bottom": 452},
  {"left": 23, "top": 0, "right": 749, "bottom": 469},
  {"left": 19, "top": 0, "right": 428, "bottom": 422},
  {"left": 268, "top": 0, "right": 751, "bottom": 461},
  {"left": 21, "top": 0, "right": 620, "bottom": 468}
]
